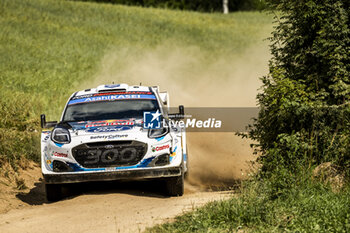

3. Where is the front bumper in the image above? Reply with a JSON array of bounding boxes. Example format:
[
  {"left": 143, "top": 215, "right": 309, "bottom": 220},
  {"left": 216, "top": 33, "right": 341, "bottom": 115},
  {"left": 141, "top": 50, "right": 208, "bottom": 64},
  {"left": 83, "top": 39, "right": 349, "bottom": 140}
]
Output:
[{"left": 43, "top": 166, "right": 182, "bottom": 184}]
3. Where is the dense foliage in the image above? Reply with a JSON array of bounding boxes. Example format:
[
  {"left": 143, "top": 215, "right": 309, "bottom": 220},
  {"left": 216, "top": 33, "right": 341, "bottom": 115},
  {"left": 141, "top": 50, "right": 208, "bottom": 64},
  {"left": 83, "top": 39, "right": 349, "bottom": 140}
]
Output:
[
  {"left": 247, "top": 0, "right": 350, "bottom": 183},
  {"left": 72, "top": 0, "right": 267, "bottom": 12}
]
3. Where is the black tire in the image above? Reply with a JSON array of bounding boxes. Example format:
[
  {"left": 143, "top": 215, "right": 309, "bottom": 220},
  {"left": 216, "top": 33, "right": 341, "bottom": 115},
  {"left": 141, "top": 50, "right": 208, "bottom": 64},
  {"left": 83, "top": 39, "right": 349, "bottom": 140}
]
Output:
[
  {"left": 165, "top": 172, "right": 184, "bottom": 196},
  {"left": 45, "top": 183, "right": 62, "bottom": 202}
]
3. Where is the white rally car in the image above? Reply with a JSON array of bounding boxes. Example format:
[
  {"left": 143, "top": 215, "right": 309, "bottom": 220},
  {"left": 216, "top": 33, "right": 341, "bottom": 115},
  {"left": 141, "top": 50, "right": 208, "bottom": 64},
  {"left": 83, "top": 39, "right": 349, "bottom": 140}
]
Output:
[{"left": 41, "top": 84, "right": 188, "bottom": 201}]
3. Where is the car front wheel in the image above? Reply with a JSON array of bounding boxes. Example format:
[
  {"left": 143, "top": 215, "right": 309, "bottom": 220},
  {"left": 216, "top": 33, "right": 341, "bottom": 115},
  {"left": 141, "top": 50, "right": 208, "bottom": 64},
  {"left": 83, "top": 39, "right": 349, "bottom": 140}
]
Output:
[
  {"left": 45, "top": 183, "right": 62, "bottom": 202},
  {"left": 165, "top": 172, "right": 184, "bottom": 196}
]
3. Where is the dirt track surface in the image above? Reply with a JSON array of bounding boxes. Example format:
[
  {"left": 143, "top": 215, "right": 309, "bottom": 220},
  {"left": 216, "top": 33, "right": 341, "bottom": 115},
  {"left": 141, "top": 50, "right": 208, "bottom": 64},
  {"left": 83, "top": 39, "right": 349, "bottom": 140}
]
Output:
[{"left": 0, "top": 180, "right": 230, "bottom": 233}]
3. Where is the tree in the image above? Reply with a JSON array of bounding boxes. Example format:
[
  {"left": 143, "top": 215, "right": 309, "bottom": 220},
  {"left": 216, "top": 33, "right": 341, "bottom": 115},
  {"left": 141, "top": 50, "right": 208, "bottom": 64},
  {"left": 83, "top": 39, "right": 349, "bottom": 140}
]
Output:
[
  {"left": 223, "top": 0, "right": 229, "bottom": 14},
  {"left": 248, "top": 0, "right": 350, "bottom": 177}
]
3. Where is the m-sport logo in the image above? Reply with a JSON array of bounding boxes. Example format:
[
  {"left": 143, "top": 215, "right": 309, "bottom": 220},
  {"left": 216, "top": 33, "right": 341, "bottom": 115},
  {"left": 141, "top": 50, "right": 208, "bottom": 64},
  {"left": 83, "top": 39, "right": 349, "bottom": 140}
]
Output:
[{"left": 143, "top": 110, "right": 161, "bottom": 129}]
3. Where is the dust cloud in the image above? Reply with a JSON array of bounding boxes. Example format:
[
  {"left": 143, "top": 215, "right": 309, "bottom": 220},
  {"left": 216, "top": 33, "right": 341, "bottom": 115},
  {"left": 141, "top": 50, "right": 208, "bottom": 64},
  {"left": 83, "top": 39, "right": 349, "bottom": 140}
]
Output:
[{"left": 83, "top": 39, "right": 270, "bottom": 189}]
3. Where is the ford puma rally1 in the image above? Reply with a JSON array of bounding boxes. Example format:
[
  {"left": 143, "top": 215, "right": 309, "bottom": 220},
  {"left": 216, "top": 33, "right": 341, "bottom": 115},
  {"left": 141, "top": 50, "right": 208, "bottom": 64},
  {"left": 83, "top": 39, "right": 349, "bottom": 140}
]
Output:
[{"left": 40, "top": 84, "right": 188, "bottom": 201}]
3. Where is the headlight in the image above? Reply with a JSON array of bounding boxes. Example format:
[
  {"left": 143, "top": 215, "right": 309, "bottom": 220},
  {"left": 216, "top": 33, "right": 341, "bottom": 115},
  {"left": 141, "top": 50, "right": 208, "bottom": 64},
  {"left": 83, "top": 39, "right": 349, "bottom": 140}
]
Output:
[
  {"left": 148, "top": 127, "right": 169, "bottom": 138},
  {"left": 51, "top": 127, "right": 71, "bottom": 144}
]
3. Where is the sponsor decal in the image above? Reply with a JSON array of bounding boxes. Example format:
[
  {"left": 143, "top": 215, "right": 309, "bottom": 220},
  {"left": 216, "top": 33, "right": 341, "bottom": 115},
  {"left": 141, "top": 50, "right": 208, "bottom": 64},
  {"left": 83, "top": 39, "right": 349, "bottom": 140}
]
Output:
[
  {"left": 93, "top": 91, "right": 152, "bottom": 97},
  {"left": 44, "top": 153, "right": 53, "bottom": 168},
  {"left": 69, "top": 120, "right": 136, "bottom": 132},
  {"left": 68, "top": 93, "right": 156, "bottom": 105},
  {"left": 143, "top": 110, "right": 161, "bottom": 129},
  {"left": 71, "top": 91, "right": 153, "bottom": 100},
  {"left": 105, "top": 167, "right": 116, "bottom": 171},
  {"left": 152, "top": 144, "right": 170, "bottom": 152},
  {"left": 53, "top": 152, "right": 68, "bottom": 158},
  {"left": 90, "top": 134, "right": 128, "bottom": 140},
  {"left": 170, "top": 146, "right": 178, "bottom": 162},
  {"left": 85, "top": 120, "right": 134, "bottom": 128},
  {"left": 86, "top": 126, "right": 132, "bottom": 133}
]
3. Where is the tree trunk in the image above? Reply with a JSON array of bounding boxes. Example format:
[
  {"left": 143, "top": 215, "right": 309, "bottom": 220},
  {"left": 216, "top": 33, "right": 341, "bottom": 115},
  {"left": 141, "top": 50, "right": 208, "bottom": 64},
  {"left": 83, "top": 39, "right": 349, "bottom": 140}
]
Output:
[{"left": 223, "top": 0, "right": 229, "bottom": 14}]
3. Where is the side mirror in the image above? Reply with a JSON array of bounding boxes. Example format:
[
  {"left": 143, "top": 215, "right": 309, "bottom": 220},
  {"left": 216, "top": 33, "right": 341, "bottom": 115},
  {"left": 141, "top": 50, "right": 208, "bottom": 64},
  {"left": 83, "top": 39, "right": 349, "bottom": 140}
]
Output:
[
  {"left": 179, "top": 105, "right": 184, "bottom": 118},
  {"left": 41, "top": 114, "right": 58, "bottom": 128},
  {"left": 168, "top": 105, "right": 185, "bottom": 120}
]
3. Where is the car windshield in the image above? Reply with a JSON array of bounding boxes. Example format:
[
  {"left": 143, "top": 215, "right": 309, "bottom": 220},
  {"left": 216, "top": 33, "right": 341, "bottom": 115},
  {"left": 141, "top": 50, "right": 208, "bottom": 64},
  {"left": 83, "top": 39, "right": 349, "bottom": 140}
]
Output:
[{"left": 63, "top": 99, "right": 159, "bottom": 122}]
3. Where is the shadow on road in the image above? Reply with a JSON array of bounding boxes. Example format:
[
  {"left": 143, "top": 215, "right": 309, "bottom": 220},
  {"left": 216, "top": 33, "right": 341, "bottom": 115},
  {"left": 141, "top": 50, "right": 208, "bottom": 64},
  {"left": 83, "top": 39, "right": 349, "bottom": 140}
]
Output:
[
  {"left": 16, "top": 178, "right": 46, "bottom": 205},
  {"left": 16, "top": 179, "right": 169, "bottom": 206}
]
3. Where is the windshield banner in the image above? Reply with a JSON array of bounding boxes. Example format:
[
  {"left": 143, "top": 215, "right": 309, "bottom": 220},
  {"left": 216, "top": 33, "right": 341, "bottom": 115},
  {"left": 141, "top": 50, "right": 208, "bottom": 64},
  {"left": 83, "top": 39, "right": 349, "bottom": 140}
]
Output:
[{"left": 68, "top": 94, "right": 156, "bottom": 105}]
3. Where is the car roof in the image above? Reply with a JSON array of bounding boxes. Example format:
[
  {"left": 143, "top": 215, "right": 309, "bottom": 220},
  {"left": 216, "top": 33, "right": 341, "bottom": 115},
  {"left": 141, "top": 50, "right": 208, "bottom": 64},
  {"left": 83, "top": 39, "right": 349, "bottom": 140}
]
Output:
[{"left": 74, "top": 84, "right": 152, "bottom": 97}]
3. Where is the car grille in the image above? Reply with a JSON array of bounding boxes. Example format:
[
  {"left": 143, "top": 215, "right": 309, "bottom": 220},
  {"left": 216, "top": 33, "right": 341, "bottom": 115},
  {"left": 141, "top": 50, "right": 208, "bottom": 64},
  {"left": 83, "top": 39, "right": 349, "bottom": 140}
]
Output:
[{"left": 72, "top": 140, "right": 147, "bottom": 168}]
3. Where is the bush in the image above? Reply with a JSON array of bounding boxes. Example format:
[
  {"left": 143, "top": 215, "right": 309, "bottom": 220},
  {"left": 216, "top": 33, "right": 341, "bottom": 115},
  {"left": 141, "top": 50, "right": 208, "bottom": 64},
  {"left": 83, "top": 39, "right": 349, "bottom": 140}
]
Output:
[
  {"left": 0, "top": 90, "right": 41, "bottom": 170},
  {"left": 247, "top": 0, "right": 350, "bottom": 187}
]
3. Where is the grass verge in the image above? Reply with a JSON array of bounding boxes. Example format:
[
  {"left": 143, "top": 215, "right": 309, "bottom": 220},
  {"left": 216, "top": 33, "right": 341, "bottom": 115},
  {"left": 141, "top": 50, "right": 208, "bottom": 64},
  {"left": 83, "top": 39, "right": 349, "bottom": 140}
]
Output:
[{"left": 148, "top": 178, "right": 350, "bottom": 232}]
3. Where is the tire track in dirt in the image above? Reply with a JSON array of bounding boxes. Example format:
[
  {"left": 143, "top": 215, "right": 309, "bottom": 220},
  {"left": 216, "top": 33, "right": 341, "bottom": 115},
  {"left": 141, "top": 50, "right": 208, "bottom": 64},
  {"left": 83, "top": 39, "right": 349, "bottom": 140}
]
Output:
[{"left": 0, "top": 180, "right": 230, "bottom": 233}]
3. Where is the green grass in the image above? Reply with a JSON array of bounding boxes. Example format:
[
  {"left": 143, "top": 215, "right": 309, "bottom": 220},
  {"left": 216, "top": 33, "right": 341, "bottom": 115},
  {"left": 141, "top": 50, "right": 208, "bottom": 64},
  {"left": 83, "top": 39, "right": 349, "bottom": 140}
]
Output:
[
  {"left": 148, "top": 179, "right": 350, "bottom": 232},
  {"left": 0, "top": 0, "right": 272, "bottom": 167}
]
